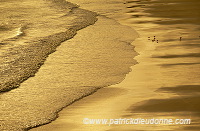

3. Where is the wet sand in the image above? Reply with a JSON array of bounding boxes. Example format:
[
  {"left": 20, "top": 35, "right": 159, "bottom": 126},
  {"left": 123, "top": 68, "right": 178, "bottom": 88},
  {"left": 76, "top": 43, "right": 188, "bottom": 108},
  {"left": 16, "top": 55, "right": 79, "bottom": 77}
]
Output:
[
  {"left": 0, "top": 1, "right": 138, "bottom": 129},
  {"left": 0, "top": 14, "right": 137, "bottom": 131},
  {"left": 31, "top": 39, "right": 200, "bottom": 130},
  {"left": 31, "top": 0, "right": 200, "bottom": 130},
  {"left": 1, "top": 0, "right": 199, "bottom": 130},
  {"left": 30, "top": 34, "right": 177, "bottom": 131}
]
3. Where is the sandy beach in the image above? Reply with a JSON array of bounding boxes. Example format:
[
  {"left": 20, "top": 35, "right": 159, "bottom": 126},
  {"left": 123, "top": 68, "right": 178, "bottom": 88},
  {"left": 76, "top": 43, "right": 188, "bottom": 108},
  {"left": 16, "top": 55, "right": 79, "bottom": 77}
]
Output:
[
  {"left": 31, "top": 0, "right": 200, "bottom": 130},
  {"left": 1, "top": 0, "right": 200, "bottom": 130},
  {"left": 0, "top": 2, "right": 138, "bottom": 129}
]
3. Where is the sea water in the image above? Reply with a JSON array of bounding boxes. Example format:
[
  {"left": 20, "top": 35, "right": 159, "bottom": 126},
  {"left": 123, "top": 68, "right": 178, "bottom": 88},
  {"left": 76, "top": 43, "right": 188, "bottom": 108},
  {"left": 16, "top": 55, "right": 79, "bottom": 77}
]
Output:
[{"left": 0, "top": 0, "right": 138, "bottom": 130}]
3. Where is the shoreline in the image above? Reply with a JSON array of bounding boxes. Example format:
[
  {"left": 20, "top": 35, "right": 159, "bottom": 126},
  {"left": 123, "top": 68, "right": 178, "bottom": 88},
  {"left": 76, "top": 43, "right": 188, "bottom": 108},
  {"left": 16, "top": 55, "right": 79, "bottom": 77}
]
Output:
[
  {"left": 0, "top": 12, "right": 138, "bottom": 131},
  {"left": 0, "top": 2, "right": 97, "bottom": 92},
  {"left": 1, "top": 0, "right": 200, "bottom": 130},
  {"left": 27, "top": 87, "right": 101, "bottom": 131},
  {"left": 28, "top": 15, "right": 138, "bottom": 131},
  {"left": 30, "top": 0, "right": 200, "bottom": 130}
]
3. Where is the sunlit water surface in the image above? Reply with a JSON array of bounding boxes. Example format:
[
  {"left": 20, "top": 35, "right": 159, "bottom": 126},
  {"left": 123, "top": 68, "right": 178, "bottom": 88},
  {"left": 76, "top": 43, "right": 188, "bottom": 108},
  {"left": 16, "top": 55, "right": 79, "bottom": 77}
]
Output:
[{"left": 32, "top": 0, "right": 200, "bottom": 130}]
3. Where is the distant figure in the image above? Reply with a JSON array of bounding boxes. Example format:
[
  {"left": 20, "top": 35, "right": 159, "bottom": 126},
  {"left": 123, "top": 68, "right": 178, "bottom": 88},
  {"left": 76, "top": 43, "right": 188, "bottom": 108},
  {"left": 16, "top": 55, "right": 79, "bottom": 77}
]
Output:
[
  {"left": 180, "top": 37, "right": 182, "bottom": 41},
  {"left": 154, "top": 36, "right": 156, "bottom": 41}
]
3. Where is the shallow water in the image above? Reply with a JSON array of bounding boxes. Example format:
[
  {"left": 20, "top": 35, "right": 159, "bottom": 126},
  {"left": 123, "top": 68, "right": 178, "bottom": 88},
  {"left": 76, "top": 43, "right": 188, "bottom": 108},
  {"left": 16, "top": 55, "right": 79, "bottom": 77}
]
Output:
[
  {"left": 0, "top": 0, "right": 138, "bottom": 130},
  {"left": 31, "top": 0, "right": 200, "bottom": 130},
  {"left": 1, "top": 0, "right": 200, "bottom": 130},
  {"left": 124, "top": 0, "right": 200, "bottom": 130},
  {"left": 0, "top": 0, "right": 98, "bottom": 92}
]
